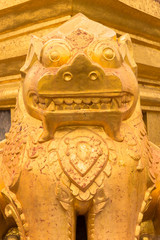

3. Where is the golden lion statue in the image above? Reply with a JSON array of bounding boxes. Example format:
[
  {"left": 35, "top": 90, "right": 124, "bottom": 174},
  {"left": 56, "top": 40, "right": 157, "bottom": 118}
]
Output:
[{"left": 0, "top": 13, "right": 160, "bottom": 240}]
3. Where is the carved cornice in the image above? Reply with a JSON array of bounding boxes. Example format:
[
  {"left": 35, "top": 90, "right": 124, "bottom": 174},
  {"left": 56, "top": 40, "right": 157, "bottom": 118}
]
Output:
[
  {"left": 0, "top": 15, "right": 70, "bottom": 42},
  {"left": 0, "top": 80, "right": 19, "bottom": 109},
  {"left": 140, "top": 86, "right": 160, "bottom": 112},
  {"left": 0, "top": 0, "right": 159, "bottom": 42},
  {"left": 0, "top": 0, "right": 30, "bottom": 10},
  {"left": 119, "top": 0, "right": 160, "bottom": 19},
  {"left": 73, "top": 0, "right": 160, "bottom": 43}
]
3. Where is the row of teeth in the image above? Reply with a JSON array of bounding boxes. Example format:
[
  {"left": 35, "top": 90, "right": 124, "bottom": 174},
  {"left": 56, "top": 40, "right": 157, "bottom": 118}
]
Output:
[{"left": 32, "top": 95, "right": 132, "bottom": 111}]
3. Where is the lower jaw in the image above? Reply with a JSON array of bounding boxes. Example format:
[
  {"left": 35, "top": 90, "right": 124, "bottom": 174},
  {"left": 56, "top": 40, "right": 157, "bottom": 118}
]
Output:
[{"left": 39, "top": 111, "right": 123, "bottom": 143}]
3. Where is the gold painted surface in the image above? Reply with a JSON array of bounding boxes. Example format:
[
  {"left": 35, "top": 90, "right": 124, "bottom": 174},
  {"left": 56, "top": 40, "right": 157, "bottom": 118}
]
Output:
[
  {"left": 0, "top": 14, "right": 160, "bottom": 240},
  {"left": 0, "top": 82, "right": 19, "bottom": 109},
  {"left": 119, "top": 0, "right": 160, "bottom": 19},
  {"left": 147, "top": 112, "right": 160, "bottom": 147},
  {"left": 73, "top": 0, "right": 160, "bottom": 42},
  {"left": 0, "top": 1, "right": 72, "bottom": 40},
  {"left": 0, "top": 0, "right": 30, "bottom": 10}
]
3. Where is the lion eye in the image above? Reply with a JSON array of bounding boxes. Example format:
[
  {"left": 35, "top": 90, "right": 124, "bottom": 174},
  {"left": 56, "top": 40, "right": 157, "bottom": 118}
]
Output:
[
  {"left": 41, "top": 40, "right": 71, "bottom": 67},
  {"left": 49, "top": 51, "right": 61, "bottom": 62},
  {"left": 87, "top": 40, "right": 121, "bottom": 68},
  {"left": 102, "top": 48, "right": 115, "bottom": 61}
]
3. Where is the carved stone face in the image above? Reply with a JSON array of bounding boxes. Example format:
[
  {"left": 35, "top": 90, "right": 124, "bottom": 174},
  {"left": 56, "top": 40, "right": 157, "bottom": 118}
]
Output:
[{"left": 21, "top": 14, "right": 138, "bottom": 142}]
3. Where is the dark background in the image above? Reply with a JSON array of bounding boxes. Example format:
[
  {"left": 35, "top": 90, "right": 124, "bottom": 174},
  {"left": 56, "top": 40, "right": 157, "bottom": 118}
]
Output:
[{"left": 0, "top": 110, "right": 11, "bottom": 141}]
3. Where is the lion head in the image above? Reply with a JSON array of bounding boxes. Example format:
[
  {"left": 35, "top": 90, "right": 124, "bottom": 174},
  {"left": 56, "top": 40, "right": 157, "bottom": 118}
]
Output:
[{"left": 20, "top": 13, "right": 138, "bottom": 142}]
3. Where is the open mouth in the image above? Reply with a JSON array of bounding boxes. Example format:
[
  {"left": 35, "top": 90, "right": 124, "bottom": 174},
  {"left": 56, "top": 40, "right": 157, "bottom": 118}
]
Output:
[{"left": 31, "top": 92, "right": 133, "bottom": 112}]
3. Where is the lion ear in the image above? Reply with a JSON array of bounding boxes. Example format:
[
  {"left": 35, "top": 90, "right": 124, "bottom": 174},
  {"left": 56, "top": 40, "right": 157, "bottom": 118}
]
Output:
[
  {"left": 118, "top": 34, "right": 137, "bottom": 75},
  {"left": 20, "top": 35, "right": 44, "bottom": 78}
]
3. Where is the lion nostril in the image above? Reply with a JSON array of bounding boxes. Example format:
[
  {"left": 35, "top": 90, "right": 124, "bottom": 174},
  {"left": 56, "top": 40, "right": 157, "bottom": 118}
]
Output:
[
  {"left": 88, "top": 71, "right": 98, "bottom": 81},
  {"left": 63, "top": 72, "right": 72, "bottom": 81}
]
